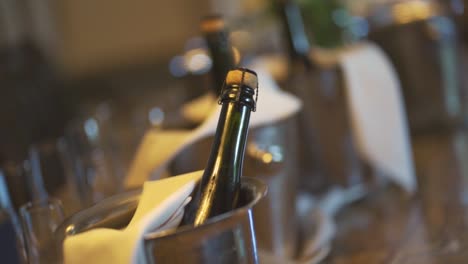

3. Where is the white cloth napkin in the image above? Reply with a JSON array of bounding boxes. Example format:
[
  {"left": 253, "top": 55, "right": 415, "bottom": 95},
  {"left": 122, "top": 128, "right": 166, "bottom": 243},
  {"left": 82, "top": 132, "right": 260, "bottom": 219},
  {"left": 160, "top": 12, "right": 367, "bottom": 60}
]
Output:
[
  {"left": 124, "top": 69, "right": 302, "bottom": 188},
  {"left": 252, "top": 45, "right": 416, "bottom": 193},
  {"left": 180, "top": 93, "right": 217, "bottom": 124},
  {"left": 64, "top": 171, "right": 202, "bottom": 264},
  {"left": 338, "top": 43, "right": 416, "bottom": 193}
]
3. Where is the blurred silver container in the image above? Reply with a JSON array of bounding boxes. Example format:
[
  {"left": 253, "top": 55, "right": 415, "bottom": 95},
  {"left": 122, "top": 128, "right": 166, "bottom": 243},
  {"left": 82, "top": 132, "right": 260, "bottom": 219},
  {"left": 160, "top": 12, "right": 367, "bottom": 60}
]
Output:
[
  {"left": 170, "top": 117, "right": 299, "bottom": 258},
  {"left": 286, "top": 65, "right": 372, "bottom": 193},
  {"left": 367, "top": 0, "right": 466, "bottom": 135},
  {"left": 265, "top": 0, "right": 373, "bottom": 195},
  {"left": 56, "top": 177, "right": 267, "bottom": 264}
]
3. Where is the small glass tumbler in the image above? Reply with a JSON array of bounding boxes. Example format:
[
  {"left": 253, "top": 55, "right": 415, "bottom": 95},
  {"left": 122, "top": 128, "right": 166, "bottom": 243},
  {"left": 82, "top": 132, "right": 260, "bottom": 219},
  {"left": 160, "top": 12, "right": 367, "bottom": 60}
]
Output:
[{"left": 20, "top": 199, "right": 64, "bottom": 264}]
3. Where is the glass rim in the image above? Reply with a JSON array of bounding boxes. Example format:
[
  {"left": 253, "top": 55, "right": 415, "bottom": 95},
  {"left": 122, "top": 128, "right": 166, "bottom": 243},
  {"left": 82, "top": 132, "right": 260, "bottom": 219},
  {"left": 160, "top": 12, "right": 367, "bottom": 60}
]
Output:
[{"left": 19, "top": 198, "right": 64, "bottom": 214}]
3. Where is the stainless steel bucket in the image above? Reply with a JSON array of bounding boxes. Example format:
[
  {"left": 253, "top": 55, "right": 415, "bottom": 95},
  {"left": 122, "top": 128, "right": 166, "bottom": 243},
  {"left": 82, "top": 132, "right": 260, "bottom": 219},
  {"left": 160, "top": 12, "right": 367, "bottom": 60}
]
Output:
[
  {"left": 170, "top": 116, "right": 299, "bottom": 258},
  {"left": 284, "top": 65, "right": 373, "bottom": 194},
  {"left": 55, "top": 177, "right": 267, "bottom": 264},
  {"left": 368, "top": 3, "right": 466, "bottom": 135}
]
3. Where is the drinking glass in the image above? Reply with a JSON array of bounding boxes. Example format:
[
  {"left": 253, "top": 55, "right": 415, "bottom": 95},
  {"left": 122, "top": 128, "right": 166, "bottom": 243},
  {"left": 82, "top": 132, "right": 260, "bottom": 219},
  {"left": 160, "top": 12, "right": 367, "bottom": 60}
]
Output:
[{"left": 20, "top": 199, "right": 64, "bottom": 264}]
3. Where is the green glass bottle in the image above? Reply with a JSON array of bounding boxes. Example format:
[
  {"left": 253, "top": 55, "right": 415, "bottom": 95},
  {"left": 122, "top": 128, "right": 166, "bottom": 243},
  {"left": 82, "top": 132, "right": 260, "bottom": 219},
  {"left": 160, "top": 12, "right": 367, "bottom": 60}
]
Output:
[
  {"left": 183, "top": 68, "right": 258, "bottom": 226},
  {"left": 201, "top": 15, "right": 237, "bottom": 96},
  {"left": 275, "top": 0, "right": 313, "bottom": 72},
  {"left": 297, "top": 0, "right": 350, "bottom": 48}
]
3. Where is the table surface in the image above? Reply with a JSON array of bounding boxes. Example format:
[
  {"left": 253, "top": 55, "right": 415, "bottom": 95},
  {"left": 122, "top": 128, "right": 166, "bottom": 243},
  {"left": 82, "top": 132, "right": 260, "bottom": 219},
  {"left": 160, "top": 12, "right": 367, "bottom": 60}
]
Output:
[{"left": 326, "top": 132, "right": 468, "bottom": 263}]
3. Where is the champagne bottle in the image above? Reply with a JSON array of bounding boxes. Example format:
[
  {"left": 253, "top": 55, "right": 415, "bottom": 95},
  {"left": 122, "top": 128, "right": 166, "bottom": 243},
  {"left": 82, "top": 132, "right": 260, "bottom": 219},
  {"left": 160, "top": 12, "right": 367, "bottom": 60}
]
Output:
[
  {"left": 201, "top": 15, "right": 237, "bottom": 96},
  {"left": 298, "top": 0, "right": 348, "bottom": 48},
  {"left": 276, "top": 0, "right": 363, "bottom": 191},
  {"left": 275, "top": 0, "right": 312, "bottom": 70},
  {"left": 183, "top": 68, "right": 258, "bottom": 226}
]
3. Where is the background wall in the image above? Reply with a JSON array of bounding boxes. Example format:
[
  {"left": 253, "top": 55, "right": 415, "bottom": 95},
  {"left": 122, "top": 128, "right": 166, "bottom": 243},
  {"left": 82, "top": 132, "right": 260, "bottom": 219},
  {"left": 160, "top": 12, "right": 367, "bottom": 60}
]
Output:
[
  {"left": 26, "top": 0, "right": 275, "bottom": 77},
  {"left": 49, "top": 0, "right": 211, "bottom": 76}
]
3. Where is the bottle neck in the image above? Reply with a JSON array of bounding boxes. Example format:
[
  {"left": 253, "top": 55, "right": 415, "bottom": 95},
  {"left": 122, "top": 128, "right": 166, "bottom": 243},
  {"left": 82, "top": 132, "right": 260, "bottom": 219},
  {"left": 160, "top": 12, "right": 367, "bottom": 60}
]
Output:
[
  {"left": 205, "top": 30, "right": 236, "bottom": 96},
  {"left": 208, "top": 90, "right": 253, "bottom": 177},
  {"left": 194, "top": 100, "right": 251, "bottom": 225},
  {"left": 277, "top": 0, "right": 313, "bottom": 72}
]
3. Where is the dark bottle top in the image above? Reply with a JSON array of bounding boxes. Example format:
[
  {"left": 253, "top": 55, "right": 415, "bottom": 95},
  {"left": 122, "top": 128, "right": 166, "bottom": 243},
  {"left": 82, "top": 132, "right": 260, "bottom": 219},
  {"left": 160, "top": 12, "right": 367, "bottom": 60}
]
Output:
[
  {"left": 275, "top": 0, "right": 312, "bottom": 71},
  {"left": 201, "top": 15, "right": 237, "bottom": 96},
  {"left": 183, "top": 68, "right": 258, "bottom": 226}
]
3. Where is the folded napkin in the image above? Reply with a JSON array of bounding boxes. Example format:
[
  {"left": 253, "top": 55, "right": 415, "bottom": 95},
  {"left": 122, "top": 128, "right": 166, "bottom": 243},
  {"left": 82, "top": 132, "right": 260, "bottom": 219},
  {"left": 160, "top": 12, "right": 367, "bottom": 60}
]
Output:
[
  {"left": 248, "top": 45, "right": 416, "bottom": 193},
  {"left": 64, "top": 171, "right": 202, "bottom": 264},
  {"left": 180, "top": 93, "right": 217, "bottom": 125},
  {"left": 337, "top": 43, "right": 416, "bottom": 192},
  {"left": 124, "top": 69, "right": 302, "bottom": 188}
]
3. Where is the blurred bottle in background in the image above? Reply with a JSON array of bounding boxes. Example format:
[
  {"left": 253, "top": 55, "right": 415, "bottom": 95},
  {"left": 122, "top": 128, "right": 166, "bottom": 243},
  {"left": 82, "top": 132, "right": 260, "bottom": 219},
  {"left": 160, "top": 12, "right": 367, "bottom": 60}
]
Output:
[
  {"left": 202, "top": 15, "right": 238, "bottom": 95},
  {"left": 0, "top": 0, "right": 70, "bottom": 208},
  {"left": 274, "top": 0, "right": 371, "bottom": 193}
]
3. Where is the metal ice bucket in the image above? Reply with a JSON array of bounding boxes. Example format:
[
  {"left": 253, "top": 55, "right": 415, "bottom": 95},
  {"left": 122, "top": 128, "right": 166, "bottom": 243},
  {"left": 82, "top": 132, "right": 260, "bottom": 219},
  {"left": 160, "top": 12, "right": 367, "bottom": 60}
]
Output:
[
  {"left": 367, "top": 1, "right": 466, "bottom": 135},
  {"left": 283, "top": 62, "right": 373, "bottom": 194},
  {"left": 56, "top": 177, "right": 267, "bottom": 264},
  {"left": 170, "top": 117, "right": 299, "bottom": 258}
]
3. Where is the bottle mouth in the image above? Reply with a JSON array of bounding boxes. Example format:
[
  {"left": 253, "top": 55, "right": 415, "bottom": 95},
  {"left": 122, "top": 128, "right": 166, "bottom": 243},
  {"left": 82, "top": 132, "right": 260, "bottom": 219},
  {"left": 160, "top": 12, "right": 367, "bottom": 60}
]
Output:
[
  {"left": 219, "top": 85, "right": 256, "bottom": 111},
  {"left": 236, "top": 67, "right": 257, "bottom": 77},
  {"left": 219, "top": 68, "right": 258, "bottom": 111},
  {"left": 200, "top": 14, "right": 225, "bottom": 33},
  {"left": 225, "top": 68, "right": 257, "bottom": 87}
]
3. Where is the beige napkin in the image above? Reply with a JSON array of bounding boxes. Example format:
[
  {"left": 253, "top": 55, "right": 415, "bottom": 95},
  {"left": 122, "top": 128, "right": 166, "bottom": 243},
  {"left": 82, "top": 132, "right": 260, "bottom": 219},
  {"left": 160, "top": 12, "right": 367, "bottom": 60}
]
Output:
[
  {"left": 249, "top": 45, "right": 416, "bottom": 192},
  {"left": 124, "top": 69, "right": 302, "bottom": 188},
  {"left": 337, "top": 43, "right": 416, "bottom": 192},
  {"left": 181, "top": 93, "right": 217, "bottom": 124},
  {"left": 64, "top": 171, "right": 202, "bottom": 264}
]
